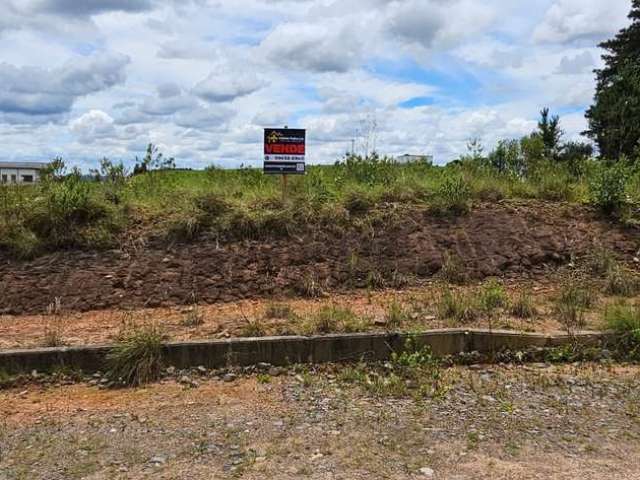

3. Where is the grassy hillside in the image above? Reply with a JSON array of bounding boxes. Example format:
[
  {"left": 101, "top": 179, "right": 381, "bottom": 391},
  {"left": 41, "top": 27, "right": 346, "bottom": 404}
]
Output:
[{"left": 1, "top": 153, "right": 639, "bottom": 259}]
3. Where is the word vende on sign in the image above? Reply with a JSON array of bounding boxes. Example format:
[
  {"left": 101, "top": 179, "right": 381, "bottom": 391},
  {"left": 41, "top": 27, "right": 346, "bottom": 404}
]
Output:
[{"left": 264, "top": 128, "right": 306, "bottom": 175}]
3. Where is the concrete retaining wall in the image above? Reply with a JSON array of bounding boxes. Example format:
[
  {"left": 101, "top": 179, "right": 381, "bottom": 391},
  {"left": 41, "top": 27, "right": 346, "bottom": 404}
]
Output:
[{"left": 0, "top": 329, "right": 610, "bottom": 375}]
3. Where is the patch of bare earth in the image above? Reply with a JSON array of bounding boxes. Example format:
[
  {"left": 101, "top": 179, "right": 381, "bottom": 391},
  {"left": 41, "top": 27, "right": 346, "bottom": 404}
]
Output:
[
  {"left": 1, "top": 363, "right": 639, "bottom": 479},
  {"left": 0, "top": 280, "right": 608, "bottom": 350}
]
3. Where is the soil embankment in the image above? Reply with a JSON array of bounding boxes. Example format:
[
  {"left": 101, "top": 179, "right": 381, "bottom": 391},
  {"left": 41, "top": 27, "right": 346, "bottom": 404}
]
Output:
[{"left": 1, "top": 201, "right": 636, "bottom": 315}]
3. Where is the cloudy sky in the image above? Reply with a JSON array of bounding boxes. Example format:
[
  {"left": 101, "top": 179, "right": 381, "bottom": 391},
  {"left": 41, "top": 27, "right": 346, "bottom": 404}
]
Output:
[{"left": 0, "top": 0, "right": 632, "bottom": 169}]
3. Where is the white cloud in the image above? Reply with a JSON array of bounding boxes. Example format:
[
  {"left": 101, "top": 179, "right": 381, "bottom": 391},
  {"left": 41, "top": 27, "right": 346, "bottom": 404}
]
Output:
[
  {"left": 533, "top": 0, "right": 629, "bottom": 44},
  {"left": 193, "top": 68, "right": 267, "bottom": 103},
  {"left": 556, "top": 51, "right": 594, "bottom": 75},
  {"left": 260, "top": 19, "right": 366, "bottom": 73},
  {"left": 0, "top": 53, "right": 129, "bottom": 122},
  {"left": 70, "top": 109, "right": 116, "bottom": 144},
  {"left": 0, "top": 0, "right": 634, "bottom": 167}
]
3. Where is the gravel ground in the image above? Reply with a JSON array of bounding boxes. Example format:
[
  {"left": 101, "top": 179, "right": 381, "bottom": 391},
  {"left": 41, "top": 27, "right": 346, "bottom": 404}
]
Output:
[{"left": 1, "top": 362, "right": 640, "bottom": 479}]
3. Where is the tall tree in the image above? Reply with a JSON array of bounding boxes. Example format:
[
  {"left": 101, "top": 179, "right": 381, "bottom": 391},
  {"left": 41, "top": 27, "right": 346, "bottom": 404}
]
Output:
[
  {"left": 585, "top": 0, "right": 640, "bottom": 160},
  {"left": 537, "top": 107, "right": 563, "bottom": 158}
]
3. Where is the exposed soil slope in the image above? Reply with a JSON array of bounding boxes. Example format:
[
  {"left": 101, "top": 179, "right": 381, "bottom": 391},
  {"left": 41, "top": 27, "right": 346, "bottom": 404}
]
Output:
[{"left": 1, "top": 201, "right": 636, "bottom": 315}]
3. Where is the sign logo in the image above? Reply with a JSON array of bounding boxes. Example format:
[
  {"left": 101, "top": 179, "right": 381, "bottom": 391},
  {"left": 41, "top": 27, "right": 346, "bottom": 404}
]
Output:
[
  {"left": 264, "top": 128, "right": 306, "bottom": 175},
  {"left": 266, "top": 131, "right": 281, "bottom": 144}
]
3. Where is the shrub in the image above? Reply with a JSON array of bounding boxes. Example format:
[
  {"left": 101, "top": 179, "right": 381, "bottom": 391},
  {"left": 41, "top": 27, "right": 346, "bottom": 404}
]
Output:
[
  {"left": 107, "top": 323, "right": 164, "bottom": 387},
  {"left": 42, "top": 298, "right": 66, "bottom": 347},
  {"left": 298, "top": 273, "right": 326, "bottom": 298},
  {"left": 343, "top": 188, "right": 373, "bottom": 215},
  {"left": 510, "top": 291, "right": 537, "bottom": 319},
  {"left": 181, "top": 294, "right": 203, "bottom": 327},
  {"left": 240, "top": 316, "right": 267, "bottom": 337},
  {"left": 430, "top": 175, "right": 471, "bottom": 215},
  {"left": 479, "top": 279, "right": 507, "bottom": 312},
  {"left": 264, "top": 302, "right": 293, "bottom": 319},
  {"left": 554, "top": 282, "right": 594, "bottom": 334},
  {"left": 585, "top": 246, "right": 618, "bottom": 277},
  {"left": 384, "top": 299, "right": 411, "bottom": 330},
  {"left": 27, "top": 171, "right": 110, "bottom": 249},
  {"left": 535, "top": 167, "right": 575, "bottom": 201},
  {"left": 437, "top": 287, "right": 479, "bottom": 324},
  {"left": 438, "top": 253, "right": 468, "bottom": 285},
  {"left": 603, "top": 303, "right": 640, "bottom": 359},
  {"left": 604, "top": 266, "right": 640, "bottom": 297},
  {"left": 303, "top": 305, "right": 367, "bottom": 334},
  {"left": 0, "top": 222, "right": 41, "bottom": 259},
  {"left": 589, "top": 162, "right": 629, "bottom": 215}
]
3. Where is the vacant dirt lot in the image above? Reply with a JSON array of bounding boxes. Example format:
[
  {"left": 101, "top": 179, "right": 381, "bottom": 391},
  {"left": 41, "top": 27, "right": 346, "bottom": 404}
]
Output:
[
  {"left": 1, "top": 202, "right": 637, "bottom": 316},
  {"left": 1, "top": 363, "right": 639, "bottom": 479}
]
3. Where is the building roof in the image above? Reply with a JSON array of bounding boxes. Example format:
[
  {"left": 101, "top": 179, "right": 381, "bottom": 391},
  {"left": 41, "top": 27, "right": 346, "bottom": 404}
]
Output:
[{"left": 0, "top": 162, "right": 48, "bottom": 169}]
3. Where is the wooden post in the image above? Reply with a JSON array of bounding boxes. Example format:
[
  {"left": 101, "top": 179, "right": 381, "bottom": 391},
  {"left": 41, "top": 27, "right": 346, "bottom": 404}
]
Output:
[{"left": 281, "top": 174, "right": 288, "bottom": 201}]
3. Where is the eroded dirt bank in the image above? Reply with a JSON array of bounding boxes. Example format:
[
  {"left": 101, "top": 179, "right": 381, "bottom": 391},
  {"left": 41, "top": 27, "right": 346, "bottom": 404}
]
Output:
[{"left": 1, "top": 201, "right": 636, "bottom": 315}]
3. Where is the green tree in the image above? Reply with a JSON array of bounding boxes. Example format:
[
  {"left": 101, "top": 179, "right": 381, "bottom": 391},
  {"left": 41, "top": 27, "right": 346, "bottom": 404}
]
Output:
[
  {"left": 133, "top": 143, "right": 175, "bottom": 175},
  {"left": 585, "top": 1, "right": 640, "bottom": 159},
  {"left": 537, "top": 108, "right": 563, "bottom": 158}
]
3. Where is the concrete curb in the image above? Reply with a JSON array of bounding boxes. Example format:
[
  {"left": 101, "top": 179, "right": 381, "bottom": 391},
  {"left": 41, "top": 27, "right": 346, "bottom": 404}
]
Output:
[{"left": 0, "top": 329, "right": 612, "bottom": 375}]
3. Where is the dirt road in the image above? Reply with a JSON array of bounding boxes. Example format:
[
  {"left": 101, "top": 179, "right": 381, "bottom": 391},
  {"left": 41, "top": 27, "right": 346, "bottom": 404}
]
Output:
[{"left": 2, "top": 363, "right": 639, "bottom": 479}]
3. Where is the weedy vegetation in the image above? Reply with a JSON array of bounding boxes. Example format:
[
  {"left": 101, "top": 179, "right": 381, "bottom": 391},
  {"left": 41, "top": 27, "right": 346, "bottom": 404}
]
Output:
[
  {"left": 339, "top": 338, "right": 449, "bottom": 399},
  {"left": 604, "top": 303, "right": 640, "bottom": 360},
  {"left": 509, "top": 291, "right": 537, "bottom": 319},
  {"left": 436, "top": 286, "right": 480, "bottom": 324},
  {"left": 107, "top": 322, "right": 165, "bottom": 387},
  {"left": 5, "top": 103, "right": 640, "bottom": 263},
  {"left": 554, "top": 281, "right": 595, "bottom": 335},
  {"left": 42, "top": 297, "right": 66, "bottom": 347},
  {"left": 302, "top": 305, "right": 369, "bottom": 335}
]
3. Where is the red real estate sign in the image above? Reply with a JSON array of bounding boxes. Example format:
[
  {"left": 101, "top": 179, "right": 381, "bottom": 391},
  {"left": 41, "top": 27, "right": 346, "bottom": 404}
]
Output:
[{"left": 264, "top": 128, "right": 306, "bottom": 175}]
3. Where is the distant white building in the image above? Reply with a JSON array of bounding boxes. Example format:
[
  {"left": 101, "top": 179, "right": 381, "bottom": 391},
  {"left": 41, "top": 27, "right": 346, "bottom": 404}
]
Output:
[
  {"left": 0, "top": 162, "right": 48, "bottom": 184},
  {"left": 394, "top": 154, "right": 433, "bottom": 164}
]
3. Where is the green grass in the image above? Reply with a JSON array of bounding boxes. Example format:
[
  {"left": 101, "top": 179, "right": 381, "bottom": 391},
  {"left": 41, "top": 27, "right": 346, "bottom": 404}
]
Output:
[
  {"left": 554, "top": 281, "right": 595, "bottom": 334},
  {"left": 1, "top": 154, "right": 626, "bottom": 259},
  {"left": 340, "top": 340, "right": 448, "bottom": 399},
  {"left": 437, "top": 287, "right": 480, "bottom": 324},
  {"left": 106, "top": 323, "right": 165, "bottom": 387},
  {"left": 302, "top": 305, "right": 369, "bottom": 334},
  {"left": 510, "top": 291, "right": 537, "bottom": 319},
  {"left": 384, "top": 299, "right": 411, "bottom": 330},
  {"left": 603, "top": 303, "right": 640, "bottom": 359}
]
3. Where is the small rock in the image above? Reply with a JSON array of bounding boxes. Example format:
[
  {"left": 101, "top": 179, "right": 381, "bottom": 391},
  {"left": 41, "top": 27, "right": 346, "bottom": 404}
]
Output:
[
  {"left": 268, "top": 367, "right": 282, "bottom": 376},
  {"left": 166, "top": 366, "right": 176, "bottom": 375},
  {"left": 419, "top": 467, "right": 435, "bottom": 477},
  {"left": 197, "top": 366, "right": 207, "bottom": 374},
  {"left": 149, "top": 455, "right": 166, "bottom": 465},
  {"left": 257, "top": 362, "right": 272, "bottom": 371},
  {"left": 179, "top": 375, "right": 191, "bottom": 385},
  {"left": 223, "top": 373, "right": 237, "bottom": 383}
]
